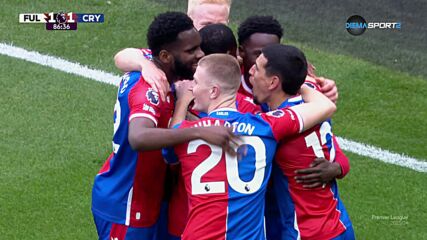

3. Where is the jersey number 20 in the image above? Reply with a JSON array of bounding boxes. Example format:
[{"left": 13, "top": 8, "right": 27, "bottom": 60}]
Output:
[{"left": 188, "top": 136, "right": 266, "bottom": 195}]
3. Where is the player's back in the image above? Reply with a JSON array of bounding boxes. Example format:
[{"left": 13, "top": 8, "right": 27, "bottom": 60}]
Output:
[
  {"left": 163, "top": 108, "right": 302, "bottom": 240},
  {"left": 273, "top": 98, "right": 352, "bottom": 239}
]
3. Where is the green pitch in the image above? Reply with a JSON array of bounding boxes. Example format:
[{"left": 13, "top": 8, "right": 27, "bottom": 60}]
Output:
[{"left": 0, "top": 0, "right": 426, "bottom": 239}]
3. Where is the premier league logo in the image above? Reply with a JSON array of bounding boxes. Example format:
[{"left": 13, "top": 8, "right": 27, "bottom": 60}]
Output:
[
  {"left": 146, "top": 89, "right": 160, "bottom": 105},
  {"left": 44, "top": 12, "right": 77, "bottom": 30},
  {"left": 56, "top": 12, "right": 67, "bottom": 24},
  {"left": 267, "top": 110, "right": 285, "bottom": 118}
]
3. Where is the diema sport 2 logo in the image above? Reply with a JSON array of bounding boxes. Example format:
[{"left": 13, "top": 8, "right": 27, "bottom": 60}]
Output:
[{"left": 346, "top": 15, "right": 401, "bottom": 36}]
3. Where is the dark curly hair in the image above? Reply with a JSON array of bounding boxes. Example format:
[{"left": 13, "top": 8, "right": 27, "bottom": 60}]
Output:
[
  {"left": 237, "top": 16, "right": 283, "bottom": 45},
  {"left": 147, "top": 12, "right": 194, "bottom": 56},
  {"left": 199, "top": 23, "right": 237, "bottom": 56}
]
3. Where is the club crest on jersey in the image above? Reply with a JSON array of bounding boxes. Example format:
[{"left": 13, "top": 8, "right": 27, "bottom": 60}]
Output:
[
  {"left": 267, "top": 109, "right": 285, "bottom": 118},
  {"left": 146, "top": 88, "right": 159, "bottom": 105}
]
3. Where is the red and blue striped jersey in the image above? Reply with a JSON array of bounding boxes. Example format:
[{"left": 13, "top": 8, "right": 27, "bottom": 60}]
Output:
[
  {"left": 91, "top": 71, "right": 175, "bottom": 227},
  {"left": 168, "top": 95, "right": 260, "bottom": 238},
  {"left": 272, "top": 96, "right": 352, "bottom": 240},
  {"left": 163, "top": 108, "right": 303, "bottom": 240}
]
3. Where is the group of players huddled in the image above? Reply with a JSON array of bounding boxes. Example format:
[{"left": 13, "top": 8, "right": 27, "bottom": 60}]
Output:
[{"left": 91, "top": 0, "right": 355, "bottom": 239}]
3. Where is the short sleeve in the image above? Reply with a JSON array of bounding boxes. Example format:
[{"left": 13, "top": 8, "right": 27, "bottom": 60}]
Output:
[
  {"left": 260, "top": 108, "right": 303, "bottom": 141},
  {"left": 128, "top": 78, "right": 162, "bottom": 126},
  {"left": 139, "top": 48, "right": 153, "bottom": 60},
  {"left": 304, "top": 77, "right": 321, "bottom": 92},
  {"left": 333, "top": 136, "right": 350, "bottom": 178}
]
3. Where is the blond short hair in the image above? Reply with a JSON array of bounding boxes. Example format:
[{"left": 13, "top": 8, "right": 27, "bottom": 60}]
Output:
[
  {"left": 198, "top": 53, "right": 241, "bottom": 94},
  {"left": 187, "top": 0, "right": 232, "bottom": 15}
]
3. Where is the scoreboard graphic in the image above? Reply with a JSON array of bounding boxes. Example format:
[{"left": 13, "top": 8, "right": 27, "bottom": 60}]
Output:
[{"left": 19, "top": 12, "right": 104, "bottom": 30}]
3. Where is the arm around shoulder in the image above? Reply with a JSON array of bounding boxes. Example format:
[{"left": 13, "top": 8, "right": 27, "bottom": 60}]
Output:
[
  {"left": 114, "top": 48, "right": 146, "bottom": 72},
  {"left": 290, "top": 85, "right": 336, "bottom": 132}
]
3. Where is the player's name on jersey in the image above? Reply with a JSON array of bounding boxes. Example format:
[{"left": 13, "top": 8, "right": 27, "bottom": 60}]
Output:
[{"left": 193, "top": 119, "right": 256, "bottom": 135}]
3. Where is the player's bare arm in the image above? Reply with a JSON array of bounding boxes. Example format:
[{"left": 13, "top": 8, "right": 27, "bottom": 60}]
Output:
[
  {"left": 114, "top": 48, "right": 169, "bottom": 101},
  {"left": 128, "top": 117, "right": 238, "bottom": 152},
  {"left": 170, "top": 80, "right": 195, "bottom": 127},
  {"left": 114, "top": 48, "right": 145, "bottom": 72},
  {"left": 289, "top": 85, "right": 336, "bottom": 131},
  {"left": 294, "top": 158, "right": 343, "bottom": 188}
]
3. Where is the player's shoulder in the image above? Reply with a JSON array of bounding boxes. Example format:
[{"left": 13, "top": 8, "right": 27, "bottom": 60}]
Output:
[
  {"left": 121, "top": 72, "right": 165, "bottom": 107},
  {"left": 117, "top": 71, "right": 142, "bottom": 95},
  {"left": 236, "top": 92, "right": 250, "bottom": 100},
  {"left": 260, "top": 108, "right": 299, "bottom": 122},
  {"left": 235, "top": 94, "right": 261, "bottom": 114},
  {"left": 259, "top": 108, "right": 303, "bottom": 138},
  {"left": 122, "top": 70, "right": 155, "bottom": 90},
  {"left": 140, "top": 48, "right": 153, "bottom": 60},
  {"left": 236, "top": 112, "right": 270, "bottom": 128},
  {"left": 261, "top": 108, "right": 288, "bottom": 117},
  {"left": 236, "top": 93, "right": 256, "bottom": 106}
]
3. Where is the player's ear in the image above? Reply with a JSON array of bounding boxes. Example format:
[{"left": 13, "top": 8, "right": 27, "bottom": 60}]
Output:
[
  {"left": 269, "top": 75, "right": 281, "bottom": 91},
  {"left": 159, "top": 50, "right": 172, "bottom": 64},
  {"left": 209, "top": 85, "right": 220, "bottom": 99}
]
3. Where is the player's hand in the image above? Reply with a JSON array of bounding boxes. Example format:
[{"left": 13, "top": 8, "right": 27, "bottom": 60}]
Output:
[
  {"left": 198, "top": 126, "right": 241, "bottom": 156},
  {"left": 294, "top": 158, "right": 342, "bottom": 189},
  {"left": 141, "top": 61, "right": 169, "bottom": 102},
  {"left": 174, "top": 80, "right": 194, "bottom": 104},
  {"left": 315, "top": 77, "right": 338, "bottom": 103},
  {"left": 307, "top": 62, "right": 316, "bottom": 77}
]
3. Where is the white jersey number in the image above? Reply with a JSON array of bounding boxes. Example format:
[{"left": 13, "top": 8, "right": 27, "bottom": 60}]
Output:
[
  {"left": 304, "top": 121, "right": 335, "bottom": 161},
  {"left": 188, "top": 136, "right": 266, "bottom": 195},
  {"left": 112, "top": 99, "right": 121, "bottom": 154}
]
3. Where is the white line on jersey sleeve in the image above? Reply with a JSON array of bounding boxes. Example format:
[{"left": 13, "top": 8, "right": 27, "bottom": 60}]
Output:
[{"left": 129, "top": 113, "right": 158, "bottom": 127}]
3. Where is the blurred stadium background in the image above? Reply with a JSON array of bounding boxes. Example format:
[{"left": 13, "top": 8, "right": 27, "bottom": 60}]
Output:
[{"left": 0, "top": 0, "right": 425, "bottom": 239}]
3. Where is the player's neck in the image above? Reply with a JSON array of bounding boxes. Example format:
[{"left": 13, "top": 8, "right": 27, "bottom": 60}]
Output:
[
  {"left": 153, "top": 58, "right": 176, "bottom": 83},
  {"left": 268, "top": 91, "right": 292, "bottom": 110},
  {"left": 208, "top": 95, "right": 237, "bottom": 114}
]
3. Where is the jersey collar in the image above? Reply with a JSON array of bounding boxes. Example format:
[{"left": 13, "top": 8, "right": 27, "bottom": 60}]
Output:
[
  {"left": 266, "top": 96, "right": 304, "bottom": 111},
  {"left": 208, "top": 108, "right": 239, "bottom": 118}
]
